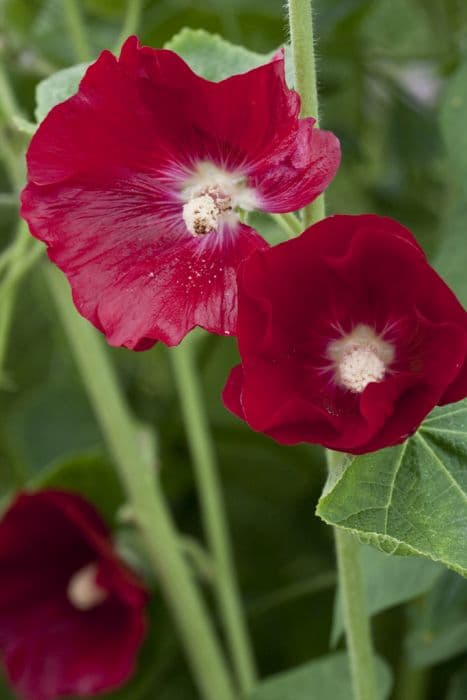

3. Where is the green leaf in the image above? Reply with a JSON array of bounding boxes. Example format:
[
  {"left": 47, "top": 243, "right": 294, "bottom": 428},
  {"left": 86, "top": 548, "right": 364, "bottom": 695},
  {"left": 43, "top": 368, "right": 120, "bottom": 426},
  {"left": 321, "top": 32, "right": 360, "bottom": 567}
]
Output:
[
  {"left": 361, "top": 0, "right": 436, "bottom": 56},
  {"left": 164, "top": 28, "right": 275, "bottom": 82},
  {"left": 317, "top": 400, "right": 467, "bottom": 577},
  {"left": 247, "top": 651, "right": 392, "bottom": 700},
  {"left": 35, "top": 62, "right": 89, "bottom": 122},
  {"left": 331, "top": 544, "right": 442, "bottom": 645},
  {"left": 12, "top": 115, "right": 37, "bottom": 136},
  {"left": 405, "top": 570, "right": 467, "bottom": 667},
  {"left": 33, "top": 452, "right": 125, "bottom": 525},
  {"left": 440, "top": 58, "right": 467, "bottom": 183},
  {"left": 7, "top": 368, "right": 104, "bottom": 474}
]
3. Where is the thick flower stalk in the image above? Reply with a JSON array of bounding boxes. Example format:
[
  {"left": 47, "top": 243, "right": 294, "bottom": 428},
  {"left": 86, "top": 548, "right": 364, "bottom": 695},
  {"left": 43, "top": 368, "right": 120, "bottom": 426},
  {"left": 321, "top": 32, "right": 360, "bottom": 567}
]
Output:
[
  {"left": 223, "top": 214, "right": 467, "bottom": 454},
  {"left": 0, "top": 490, "right": 147, "bottom": 700},
  {"left": 20, "top": 36, "right": 340, "bottom": 350}
]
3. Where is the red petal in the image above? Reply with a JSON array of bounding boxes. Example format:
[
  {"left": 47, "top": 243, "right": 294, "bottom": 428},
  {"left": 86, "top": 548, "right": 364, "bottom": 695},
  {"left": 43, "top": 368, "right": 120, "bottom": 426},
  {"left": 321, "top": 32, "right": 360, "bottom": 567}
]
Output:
[
  {"left": 222, "top": 364, "right": 246, "bottom": 420},
  {"left": 2, "top": 595, "right": 145, "bottom": 700},
  {"left": 226, "top": 215, "right": 467, "bottom": 453},
  {"left": 250, "top": 120, "right": 341, "bottom": 212},
  {"left": 94, "top": 224, "right": 268, "bottom": 348}
]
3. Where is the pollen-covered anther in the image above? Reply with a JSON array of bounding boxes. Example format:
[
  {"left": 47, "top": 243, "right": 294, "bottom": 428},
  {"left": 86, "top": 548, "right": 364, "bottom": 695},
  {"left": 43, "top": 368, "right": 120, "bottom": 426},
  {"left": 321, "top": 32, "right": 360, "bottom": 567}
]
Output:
[
  {"left": 67, "top": 562, "right": 108, "bottom": 611},
  {"left": 182, "top": 186, "right": 232, "bottom": 236},
  {"left": 328, "top": 323, "right": 394, "bottom": 394},
  {"left": 339, "top": 346, "right": 386, "bottom": 393}
]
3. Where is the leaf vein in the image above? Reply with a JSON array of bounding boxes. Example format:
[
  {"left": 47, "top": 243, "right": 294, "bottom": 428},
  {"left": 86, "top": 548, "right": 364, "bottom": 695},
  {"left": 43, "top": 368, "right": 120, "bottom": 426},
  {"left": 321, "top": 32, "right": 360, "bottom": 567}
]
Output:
[
  {"left": 383, "top": 442, "right": 409, "bottom": 535},
  {"left": 414, "top": 433, "right": 467, "bottom": 504}
]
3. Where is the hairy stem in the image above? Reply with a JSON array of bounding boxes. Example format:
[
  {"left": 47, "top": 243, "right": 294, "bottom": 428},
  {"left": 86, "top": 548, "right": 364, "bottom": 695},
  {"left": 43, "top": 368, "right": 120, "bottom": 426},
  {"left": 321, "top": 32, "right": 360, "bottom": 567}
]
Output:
[
  {"left": 170, "top": 340, "right": 257, "bottom": 693},
  {"left": 287, "top": 5, "right": 378, "bottom": 695},
  {"left": 334, "top": 528, "right": 378, "bottom": 700},
  {"left": 327, "top": 451, "right": 378, "bottom": 700},
  {"left": 46, "top": 268, "right": 236, "bottom": 700},
  {"left": 287, "top": 0, "right": 325, "bottom": 226}
]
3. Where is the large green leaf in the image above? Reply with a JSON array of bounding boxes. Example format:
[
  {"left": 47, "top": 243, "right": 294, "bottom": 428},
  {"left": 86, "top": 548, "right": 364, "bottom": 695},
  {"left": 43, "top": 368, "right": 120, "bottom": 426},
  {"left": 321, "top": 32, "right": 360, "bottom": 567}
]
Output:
[
  {"left": 317, "top": 400, "right": 467, "bottom": 577},
  {"left": 7, "top": 369, "right": 103, "bottom": 474},
  {"left": 405, "top": 570, "right": 467, "bottom": 667},
  {"left": 247, "top": 651, "right": 392, "bottom": 700},
  {"left": 331, "top": 544, "right": 442, "bottom": 645},
  {"left": 35, "top": 62, "right": 89, "bottom": 122},
  {"left": 164, "top": 28, "right": 275, "bottom": 82}
]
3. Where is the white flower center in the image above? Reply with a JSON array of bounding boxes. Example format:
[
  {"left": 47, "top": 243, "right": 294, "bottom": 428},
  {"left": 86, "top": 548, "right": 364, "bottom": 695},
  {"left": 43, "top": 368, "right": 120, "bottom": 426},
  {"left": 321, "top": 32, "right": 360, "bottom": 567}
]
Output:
[
  {"left": 181, "top": 161, "right": 257, "bottom": 237},
  {"left": 327, "top": 324, "right": 394, "bottom": 394},
  {"left": 182, "top": 186, "right": 232, "bottom": 236},
  {"left": 67, "top": 562, "right": 108, "bottom": 611}
]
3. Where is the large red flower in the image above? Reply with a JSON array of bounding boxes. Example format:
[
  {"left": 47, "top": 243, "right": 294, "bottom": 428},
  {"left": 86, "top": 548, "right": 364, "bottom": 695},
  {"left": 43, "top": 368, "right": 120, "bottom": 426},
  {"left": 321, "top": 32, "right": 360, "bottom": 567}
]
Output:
[
  {"left": 21, "top": 36, "right": 340, "bottom": 349},
  {"left": 0, "top": 490, "right": 147, "bottom": 700},
  {"left": 223, "top": 215, "right": 467, "bottom": 454}
]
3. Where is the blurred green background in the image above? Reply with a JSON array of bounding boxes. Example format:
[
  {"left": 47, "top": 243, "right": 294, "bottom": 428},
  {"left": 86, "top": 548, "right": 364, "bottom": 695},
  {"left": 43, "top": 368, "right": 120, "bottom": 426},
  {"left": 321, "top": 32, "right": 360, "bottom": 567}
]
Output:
[{"left": 1, "top": 1, "right": 467, "bottom": 698}]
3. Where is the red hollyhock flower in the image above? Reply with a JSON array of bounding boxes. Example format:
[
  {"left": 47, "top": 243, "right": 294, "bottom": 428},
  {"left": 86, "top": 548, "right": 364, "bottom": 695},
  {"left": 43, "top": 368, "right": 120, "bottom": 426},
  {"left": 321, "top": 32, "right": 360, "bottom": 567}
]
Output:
[
  {"left": 21, "top": 36, "right": 340, "bottom": 350},
  {"left": 0, "top": 490, "right": 147, "bottom": 700},
  {"left": 223, "top": 214, "right": 467, "bottom": 454}
]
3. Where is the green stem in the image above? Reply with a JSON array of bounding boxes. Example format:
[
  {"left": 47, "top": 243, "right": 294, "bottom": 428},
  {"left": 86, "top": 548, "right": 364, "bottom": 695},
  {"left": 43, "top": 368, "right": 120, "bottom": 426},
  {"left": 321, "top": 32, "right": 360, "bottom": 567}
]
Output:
[
  {"left": 271, "top": 212, "right": 303, "bottom": 238},
  {"left": 46, "top": 267, "right": 236, "bottom": 700},
  {"left": 63, "top": 0, "right": 91, "bottom": 62},
  {"left": 396, "top": 664, "right": 428, "bottom": 700},
  {"left": 334, "top": 529, "right": 378, "bottom": 700},
  {"left": 248, "top": 570, "right": 336, "bottom": 618},
  {"left": 327, "top": 451, "right": 378, "bottom": 700},
  {"left": 287, "top": 0, "right": 325, "bottom": 226},
  {"left": 0, "top": 64, "right": 22, "bottom": 122},
  {"left": 0, "top": 290, "right": 15, "bottom": 388},
  {"left": 0, "top": 60, "right": 25, "bottom": 192},
  {"left": 0, "top": 225, "right": 37, "bottom": 380},
  {"left": 0, "top": 240, "right": 43, "bottom": 299},
  {"left": 170, "top": 340, "right": 257, "bottom": 694},
  {"left": 114, "top": 0, "right": 144, "bottom": 53},
  {"left": 288, "top": 5, "right": 378, "bottom": 697},
  {"left": 0, "top": 129, "right": 24, "bottom": 191}
]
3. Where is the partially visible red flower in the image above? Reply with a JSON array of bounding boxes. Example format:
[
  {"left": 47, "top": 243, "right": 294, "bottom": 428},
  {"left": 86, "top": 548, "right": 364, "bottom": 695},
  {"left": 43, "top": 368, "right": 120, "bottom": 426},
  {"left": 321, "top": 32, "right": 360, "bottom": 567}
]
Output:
[
  {"left": 21, "top": 36, "right": 340, "bottom": 350},
  {"left": 223, "top": 214, "right": 467, "bottom": 454},
  {"left": 0, "top": 490, "right": 147, "bottom": 700}
]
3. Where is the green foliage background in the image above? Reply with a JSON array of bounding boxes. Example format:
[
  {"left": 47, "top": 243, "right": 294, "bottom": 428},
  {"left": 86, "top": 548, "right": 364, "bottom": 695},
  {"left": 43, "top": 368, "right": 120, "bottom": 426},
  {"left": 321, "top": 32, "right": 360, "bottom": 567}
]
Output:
[{"left": 1, "top": 1, "right": 467, "bottom": 698}]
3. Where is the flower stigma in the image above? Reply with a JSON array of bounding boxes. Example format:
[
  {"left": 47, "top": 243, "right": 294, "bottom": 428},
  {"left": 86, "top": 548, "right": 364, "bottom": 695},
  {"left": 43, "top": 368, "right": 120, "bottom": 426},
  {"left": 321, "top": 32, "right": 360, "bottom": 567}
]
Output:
[
  {"left": 328, "top": 323, "right": 394, "bottom": 393},
  {"left": 182, "top": 161, "right": 257, "bottom": 236},
  {"left": 67, "top": 562, "right": 108, "bottom": 611}
]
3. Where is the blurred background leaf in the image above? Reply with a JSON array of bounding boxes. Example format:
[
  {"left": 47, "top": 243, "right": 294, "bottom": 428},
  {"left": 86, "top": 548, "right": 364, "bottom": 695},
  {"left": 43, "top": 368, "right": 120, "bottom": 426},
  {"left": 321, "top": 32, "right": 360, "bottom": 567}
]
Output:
[
  {"left": 405, "top": 570, "right": 467, "bottom": 668},
  {"left": 247, "top": 651, "right": 392, "bottom": 700},
  {"left": 331, "top": 545, "right": 442, "bottom": 645}
]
